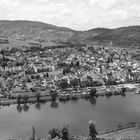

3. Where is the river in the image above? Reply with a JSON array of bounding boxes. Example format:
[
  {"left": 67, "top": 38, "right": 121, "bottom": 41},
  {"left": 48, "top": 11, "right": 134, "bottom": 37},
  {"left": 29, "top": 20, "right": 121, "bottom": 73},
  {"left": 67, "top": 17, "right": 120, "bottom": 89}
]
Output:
[{"left": 0, "top": 93, "right": 140, "bottom": 139}]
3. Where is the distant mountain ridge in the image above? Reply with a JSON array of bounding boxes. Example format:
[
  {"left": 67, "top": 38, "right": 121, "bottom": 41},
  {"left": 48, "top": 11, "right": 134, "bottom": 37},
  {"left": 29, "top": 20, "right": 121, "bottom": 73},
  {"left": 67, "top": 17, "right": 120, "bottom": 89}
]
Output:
[{"left": 0, "top": 20, "right": 140, "bottom": 47}]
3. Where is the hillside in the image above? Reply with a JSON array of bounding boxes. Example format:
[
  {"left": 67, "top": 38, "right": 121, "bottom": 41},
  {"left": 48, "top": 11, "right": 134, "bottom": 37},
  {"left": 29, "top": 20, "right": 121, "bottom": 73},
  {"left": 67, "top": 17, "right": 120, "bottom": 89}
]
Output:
[
  {"left": 0, "top": 20, "right": 76, "bottom": 43},
  {"left": 85, "top": 26, "right": 140, "bottom": 46},
  {"left": 0, "top": 20, "right": 140, "bottom": 47}
]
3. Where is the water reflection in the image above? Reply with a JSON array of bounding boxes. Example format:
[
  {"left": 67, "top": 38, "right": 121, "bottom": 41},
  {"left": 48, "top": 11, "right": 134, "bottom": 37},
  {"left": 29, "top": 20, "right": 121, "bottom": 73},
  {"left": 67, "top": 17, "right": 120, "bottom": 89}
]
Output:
[
  {"left": 50, "top": 101, "right": 59, "bottom": 108},
  {"left": 16, "top": 104, "right": 22, "bottom": 113},
  {"left": 89, "top": 97, "right": 97, "bottom": 105},
  {"left": 121, "top": 93, "right": 126, "bottom": 97},
  {"left": 23, "top": 104, "right": 30, "bottom": 112},
  {"left": 15, "top": 93, "right": 127, "bottom": 112},
  {"left": 35, "top": 102, "right": 41, "bottom": 110},
  {"left": 84, "top": 97, "right": 89, "bottom": 101},
  {"left": 106, "top": 93, "right": 112, "bottom": 98},
  {"left": 40, "top": 100, "right": 47, "bottom": 105},
  {"left": 59, "top": 100, "right": 68, "bottom": 104},
  {"left": 70, "top": 98, "right": 79, "bottom": 104}
]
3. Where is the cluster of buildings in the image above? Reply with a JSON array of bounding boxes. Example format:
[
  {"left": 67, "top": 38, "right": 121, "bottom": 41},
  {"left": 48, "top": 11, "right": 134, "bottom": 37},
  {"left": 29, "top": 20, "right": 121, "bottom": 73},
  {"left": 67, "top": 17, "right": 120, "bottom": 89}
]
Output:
[
  {"left": 0, "top": 45, "right": 139, "bottom": 97},
  {"left": 58, "top": 46, "right": 140, "bottom": 87}
]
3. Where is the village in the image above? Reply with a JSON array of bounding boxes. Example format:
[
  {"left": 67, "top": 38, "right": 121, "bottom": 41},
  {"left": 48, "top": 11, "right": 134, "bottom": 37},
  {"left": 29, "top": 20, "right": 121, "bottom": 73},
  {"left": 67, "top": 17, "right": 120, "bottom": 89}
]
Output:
[{"left": 0, "top": 44, "right": 139, "bottom": 106}]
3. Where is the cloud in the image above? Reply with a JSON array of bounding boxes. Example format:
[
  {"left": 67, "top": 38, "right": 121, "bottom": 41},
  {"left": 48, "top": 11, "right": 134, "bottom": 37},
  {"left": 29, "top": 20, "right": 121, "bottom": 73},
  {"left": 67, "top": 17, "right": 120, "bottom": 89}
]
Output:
[
  {"left": 0, "top": 0, "right": 140, "bottom": 30},
  {"left": 89, "top": 0, "right": 116, "bottom": 10}
]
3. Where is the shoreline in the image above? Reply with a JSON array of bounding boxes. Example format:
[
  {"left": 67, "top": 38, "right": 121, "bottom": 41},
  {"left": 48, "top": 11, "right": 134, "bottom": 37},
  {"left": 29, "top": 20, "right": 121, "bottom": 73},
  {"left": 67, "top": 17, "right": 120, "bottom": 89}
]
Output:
[
  {"left": 0, "top": 83, "right": 139, "bottom": 107},
  {"left": 69, "top": 122, "right": 140, "bottom": 140},
  {"left": 6, "top": 122, "right": 140, "bottom": 140},
  {"left": 98, "top": 123, "right": 140, "bottom": 140}
]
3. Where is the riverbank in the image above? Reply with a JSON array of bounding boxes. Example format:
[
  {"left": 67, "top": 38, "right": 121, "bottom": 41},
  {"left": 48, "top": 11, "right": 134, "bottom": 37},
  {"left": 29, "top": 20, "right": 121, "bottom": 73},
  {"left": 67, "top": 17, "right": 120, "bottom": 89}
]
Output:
[
  {"left": 0, "top": 83, "right": 139, "bottom": 107},
  {"left": 98, "top": 126, "right": 140, "bottom": 140},
  {"left": 98, "top": 122, "right": 140, "bottom": 140},
  {"left": 70, "top": 122, "right": 140, "bottom": 140},
  {"left": 6, "top": 122, "right": 140, "bottom": 140}
]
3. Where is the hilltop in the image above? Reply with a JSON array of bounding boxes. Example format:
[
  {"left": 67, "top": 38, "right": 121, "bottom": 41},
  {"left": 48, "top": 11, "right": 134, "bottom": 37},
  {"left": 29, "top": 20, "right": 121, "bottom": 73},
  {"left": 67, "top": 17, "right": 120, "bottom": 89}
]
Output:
[{"left": 0, "top": 20, "right": 140, "bottom": 47}]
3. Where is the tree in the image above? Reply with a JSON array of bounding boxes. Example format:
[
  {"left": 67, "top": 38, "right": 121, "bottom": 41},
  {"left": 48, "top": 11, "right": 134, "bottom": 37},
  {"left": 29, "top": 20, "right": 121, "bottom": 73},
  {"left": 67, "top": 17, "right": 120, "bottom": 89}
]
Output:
[
  {"left": 1, "top": 61, "right": 7, "bottom": 69},
  {"left": 87, "top": 76, "right": 93, "bottom": 81},
  {"left": 63, "top": 69, "right": 66, "bottom": 75},
  {"left": 88, "top": 121, "right": 98, "bottom": 140},
  {"left": 23, "top": 95, "right": 29, "bottom": 104},
  {"left": 63, "top": 67, "right": 70, "bottom": 75},
  {"left": 93, "top": 81, "right": 103, "bottom": 86},
  {"left": 1, "top": 49, "right": 5, "bottom": 60},
  {"left": 36, "top": 74, "right": 40, "bottom": 79},
  {"left": 36, "top": 93, "right": 41, "bottom": 102},
  {"left": 75, "top": 60, "right": 80, "bottom": 67},
  {"left": 30, "top": 87, "right": 37, "bottom": 92},
  {"left": 58, "top": 79, "right": 69, "bottom": 89},
  {"left": 121, "top": 87, "right": 126, "bottom": 93},
  {"left": 50, "top": 89, "right": 58, "bottom": 101},
  {"left": 31, "top": 75, "right": 35, "bottom": 79},
  {"left": 104, "top": 76, "right": 117, "bottom": 86},
  {"left": 107, "top": 55, "right": 113, "bottom": 63},
  {"left": 121, "top": 87, "right": 126, "bottom": 96},
  {"left": 86, "top": 76, "right": 94, "bottom": 87},
  {"left": 88, "top": 46, "right": 96, "bottom": 53},
  {"left": 32, "top": 126, "right": 36, "bottom": 140},
  {"left": 61, "top": 123, "right": 69, "bottom": 140},
  {"left": 70, "top": 78, "right": 79, "bottom": 88},
  {"left": 81, "top": 79, "right": 93, "bottom": 87},
  {"left": 17, "top": 94, "right": 22, "bottom": 104},
  {"left": 70, "top": 61, "right": 74, "bottom": 67},
  {"left": 46, "top": 72, "right": 49, "bottom": 77},
  {"left": 89, "top": 88, "right": 97, "bottom": 97}
]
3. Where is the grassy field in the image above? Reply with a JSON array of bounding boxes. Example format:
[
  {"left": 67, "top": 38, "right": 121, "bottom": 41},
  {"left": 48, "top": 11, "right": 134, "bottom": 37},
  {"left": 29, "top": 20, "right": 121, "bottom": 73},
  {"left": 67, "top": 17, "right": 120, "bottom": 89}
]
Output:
[
  {"left": 98, "top": 126, "right": 140, "bottom": 140},
  {"left": 0, "top": 37, "right": 58, "bottom": 49},
  {"left": 76, "top": 124, "right": 140, "bottom": 140}
]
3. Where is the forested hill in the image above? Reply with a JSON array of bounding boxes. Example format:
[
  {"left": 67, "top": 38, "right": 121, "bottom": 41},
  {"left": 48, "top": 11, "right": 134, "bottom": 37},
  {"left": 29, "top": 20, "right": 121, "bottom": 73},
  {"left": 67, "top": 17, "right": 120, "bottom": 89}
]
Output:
[{"left": 0, "top": 20, "right": 140, "bottom": 47}]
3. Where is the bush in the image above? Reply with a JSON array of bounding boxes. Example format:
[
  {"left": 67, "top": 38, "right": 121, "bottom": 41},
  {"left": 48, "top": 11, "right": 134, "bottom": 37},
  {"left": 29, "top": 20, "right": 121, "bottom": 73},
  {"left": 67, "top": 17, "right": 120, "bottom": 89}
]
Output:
[
  {"left": 70, "top": 78, "right": 79, "bottom": 88},
  {"left": 48, "top": 128, "right": 60, "bottom": 139},
  {"left": 104, "top": 79, "right": 117, "bottom": 86},
  {"left": 30, "top": 88, "right": 37, "bottom": 92},
  {"left": 93, "top": 81, "right": 103, "bottom": 86},
  {"left": 63, "top": 67, "right": 71, "bottom": 75},
  {"left": 58, "top": 79, "right": 69, "bottom": 89},
  {"left": 81, "top": 78, "right": 94, "bottom": 87}
]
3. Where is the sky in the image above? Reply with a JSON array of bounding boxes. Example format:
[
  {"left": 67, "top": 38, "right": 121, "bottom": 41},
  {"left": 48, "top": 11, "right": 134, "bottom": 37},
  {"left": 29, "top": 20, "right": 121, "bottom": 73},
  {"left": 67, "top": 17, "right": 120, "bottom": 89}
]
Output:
[{"left": 0, "top": 0, "right": 140, "bottom": 30}]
